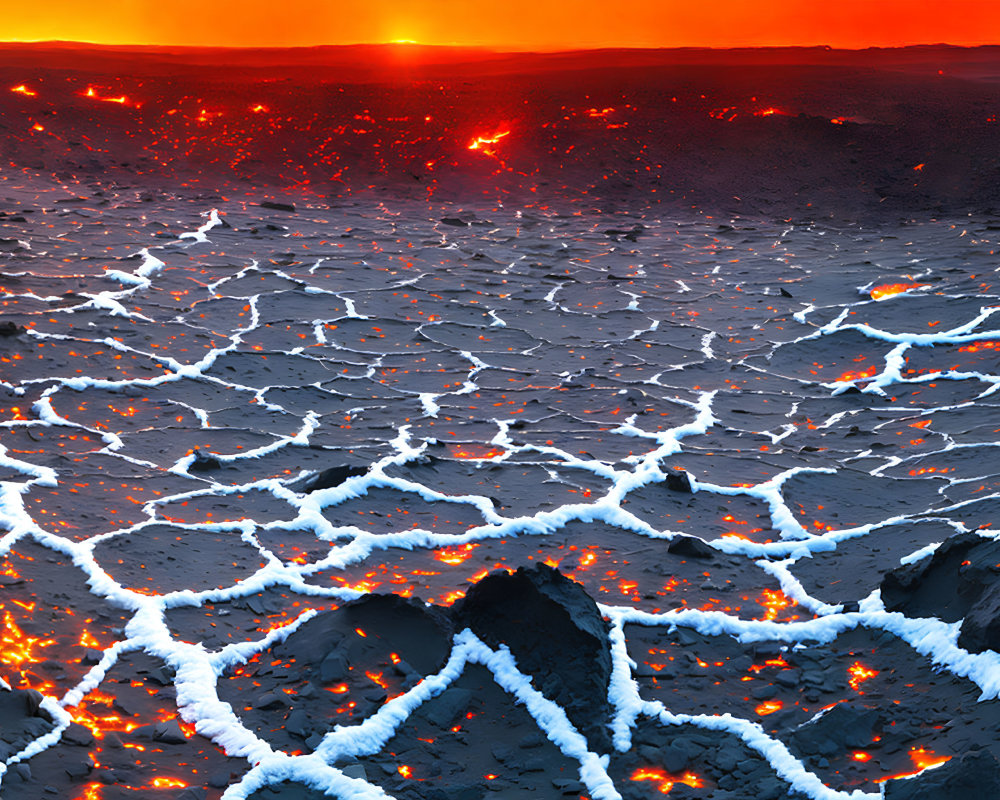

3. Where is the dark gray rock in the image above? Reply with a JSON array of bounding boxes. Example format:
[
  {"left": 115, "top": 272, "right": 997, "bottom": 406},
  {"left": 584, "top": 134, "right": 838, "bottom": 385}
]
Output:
[
  {"left": 417, "top": 687, "right": 473, "bottom": 727},
  {"left": 62, "top": 722, "right": 94, "bottom": 747},
  {"left": 301, "top": 464, "right": 368, "bottom": 491},
  {"left": 667, "top": 535, "right": 715, "bottom": 559},
  {"left": 665, "top": 469, "right": 693, "bottom": 492},
  {"left": 453, "top": 563, "right": 612, "bottom": 753},
  {"left": 153, "top": 719, "right": 188, "bottom": 745},
  {"left": 260, "top": 200, "right": 296, "bottom": 213},
  {"left": 884, "top": 749, "right": 1000, "bottom": 799},
  {"left": 791, "top": 703, "right": 880, "bottom": 756},
  {"left": 881, "top": 532, "right": 1000, "bottom": 622},
  {"left": 958, "top": 580, "right": 1000, "bottom": 654}
]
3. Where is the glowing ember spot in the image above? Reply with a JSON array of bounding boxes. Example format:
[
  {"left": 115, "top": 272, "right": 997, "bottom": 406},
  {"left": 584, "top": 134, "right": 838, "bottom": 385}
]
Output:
[
  {"left": 630, "top": 768, "right": 704, "bottom": 794},
  {"left": 398, "top": 765, "right": 414, "bottom": 778},
  {"left": 756, "top": 588, "right": 797, "bottom": 621},
  {"left": 835, "top": 364, "right": 879, "bottom": 383},
  {"left": 852, "top": 751, "right": 872, "bottom": 762},
  {"left": 875, "top": 747, "right": 952, "bottom": 782},
  {"left": 447, "top": 443, "right": 505, "bottom": 460},
  {"left": 434, "top": 543, "right": 479, "bottom": 565},
  {"left": 755, "top": 699, "right": 783, "bottom": 716},
  {"left": 31, "top": 123, "right": 44, "bottom": 132},
  {"left": 82, "top": 86, "right": 129, "bottom": 105},
  {"left": 958, "top": 340, "right": 1000, "bottom": 353},
  {"left": 332, "top": 578, "right": 381, "bottom": 593},
  {"left": 150, "top": 777, "right": 188, "bottom": 788},
  {"left": 467, "top": 128, "right": 511, "bottom": 159},
  {"left": 468, "top": 567, "right": 490, "bottom": 584},
  {"left": 847, "top": 661, "right": 879, "bottom": 692},
  {"left": 870, "top": 282, "right": 929, "bottom": 300},
  {"left": 909, "top": 747, "right": 951, "bottom": 770},
  {"left": 748, "top": 656, "right": 788, "bottom": 673},
  {"left": 250, "top": 104, "right": 269, "bottom": 113},
  {"left": 11, "top": 84, "right": 37, "bottom": 97},
  {"left": 75, "top": 783, "right": 104, "bottom": 800},
  {"left": 365, "top": 670, "right": 389, "bottom": 690},
  {"left": 1, "top": 609, "right": 56, "bottom": 675},
  {"left": 754, "top": 107, "right": 788, "bottom": 117},
  {"left": 326, "top": 683, "right": 349, "bottom": 694},
  {"left": 709, "top": 106, "right": 739, "bottom": 122},
  {"left": 439, "top": 589, "right": 466, "bottom": 605}
]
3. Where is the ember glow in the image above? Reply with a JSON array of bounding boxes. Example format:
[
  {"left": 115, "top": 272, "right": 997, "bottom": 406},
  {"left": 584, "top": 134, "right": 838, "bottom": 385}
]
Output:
[
  {"left": 848, "top": 661, "right": 879, "bottom": 692},
  {"left": 82, "top": 85, "right": 130, "bottom": 105},
  {"left": 446, "top": 443, "right": 506, "bottom": 460},
  {"left": 870, "top": 282, "right": 930, "bottom": 300},
  {"left": 467, "top": 128, "right": 511, "bottom": 160},
  {"left": 754, "top": 699, "right": 783, "bottom": 716},
  {"left": 874, "top": 747, "right": 953, "bottom": 782},
  {"left": 630, "top": 767, "right": 704, "bottom": 794}
]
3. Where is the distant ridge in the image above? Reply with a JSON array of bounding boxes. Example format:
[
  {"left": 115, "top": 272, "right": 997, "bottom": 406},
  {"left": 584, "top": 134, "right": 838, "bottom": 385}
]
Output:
[{"left": 0, "top": 40, "right": 997, "bottom": 80}]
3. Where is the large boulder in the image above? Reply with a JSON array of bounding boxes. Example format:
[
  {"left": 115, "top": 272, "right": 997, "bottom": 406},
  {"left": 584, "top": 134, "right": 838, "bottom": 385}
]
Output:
[
  {"left": 883, "top": 749, "right": 1000, "bottom": 799},
  {"left": 452, "top": 564, "right": 612, "bottom": 753},
  {"left": 881, "top": 532, "right": 1000, "bottom": 652}
]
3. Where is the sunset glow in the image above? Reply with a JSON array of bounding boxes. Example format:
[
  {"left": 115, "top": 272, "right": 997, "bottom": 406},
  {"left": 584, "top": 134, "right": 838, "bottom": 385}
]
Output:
[{"left": 3, "top": 0, "right": 999, "bottom": 49}]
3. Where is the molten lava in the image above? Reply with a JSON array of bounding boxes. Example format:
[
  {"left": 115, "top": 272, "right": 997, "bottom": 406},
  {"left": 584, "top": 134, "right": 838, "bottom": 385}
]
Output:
[
  {"left": 875, "top": 747, "right": 952, "bottom": 782},
  {"left": 755, "top": 699, "right": 783, "bottom": 716},
  {"left": 630, "top": 768, "right": 704, "bottom": 794},
  {"left": 433, "top": 543, "right": 479, "bottom": 565},
  {"left": 756, "top": 588, "right": 798, "bottom": 621},
  {"left": 847, "top": 661, "right": 879, "bottom": 692},
  {"left": 870, "top": 282, "right": 929, "bottom": 300}
]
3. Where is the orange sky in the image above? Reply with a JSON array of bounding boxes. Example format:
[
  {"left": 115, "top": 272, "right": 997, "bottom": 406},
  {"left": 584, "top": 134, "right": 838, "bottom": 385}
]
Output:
[{"left": 3, "top": 0, "right": 999, "bottom": 50}]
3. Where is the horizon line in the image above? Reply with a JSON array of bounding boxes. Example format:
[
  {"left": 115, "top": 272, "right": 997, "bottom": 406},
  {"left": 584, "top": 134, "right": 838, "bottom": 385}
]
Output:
[{"left": 2, "top": 38, "right": 999, "bottom": 53}]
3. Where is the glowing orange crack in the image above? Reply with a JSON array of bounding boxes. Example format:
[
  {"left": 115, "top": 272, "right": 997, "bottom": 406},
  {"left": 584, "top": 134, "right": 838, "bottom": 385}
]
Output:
[
  {"left": 875, "top": 747, "right": 951, "bottom": 782},
  {"left": 82, "top": 86, "right": 129, "bottom": 105},
  {"left": 870, "top": 282, "right": 929, "bottom": 300},
  {"left": 467, "top": 128, "right": 511, "bottom": 159}
]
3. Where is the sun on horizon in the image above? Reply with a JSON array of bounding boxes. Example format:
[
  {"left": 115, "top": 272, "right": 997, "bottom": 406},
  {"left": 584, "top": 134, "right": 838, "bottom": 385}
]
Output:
[{"left": 2, "top": 0, "right": 999, "bottom": 51}]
